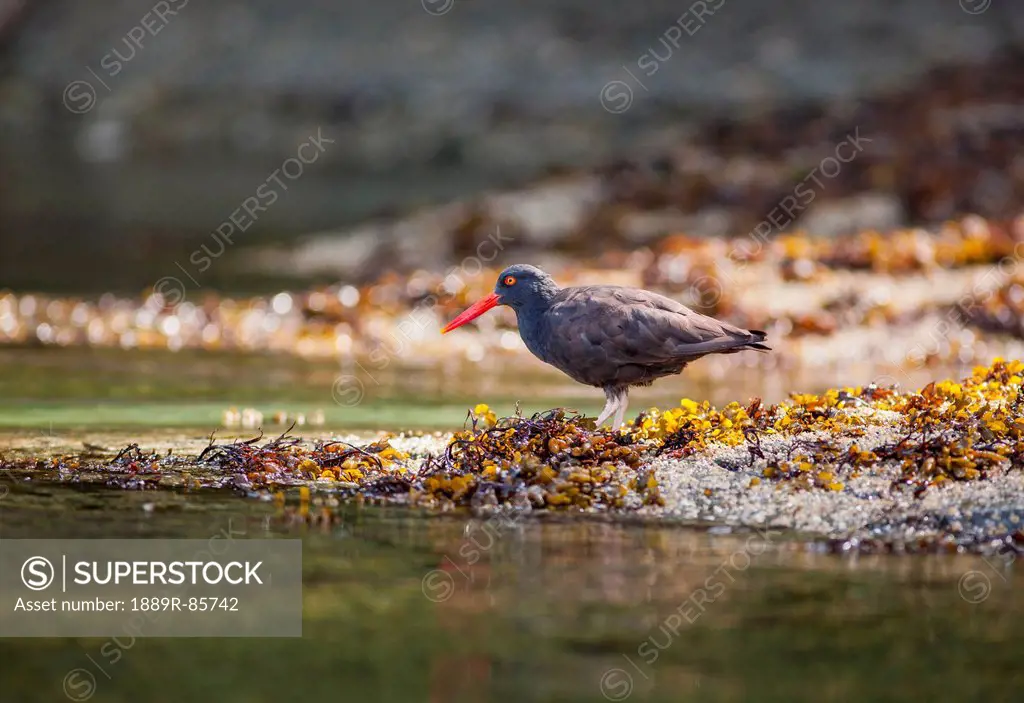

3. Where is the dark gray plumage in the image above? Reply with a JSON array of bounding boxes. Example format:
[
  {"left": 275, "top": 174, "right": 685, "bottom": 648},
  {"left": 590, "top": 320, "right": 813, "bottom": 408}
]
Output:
[{"left": 443, "top": 264, "right": 770, "bottom": 427}]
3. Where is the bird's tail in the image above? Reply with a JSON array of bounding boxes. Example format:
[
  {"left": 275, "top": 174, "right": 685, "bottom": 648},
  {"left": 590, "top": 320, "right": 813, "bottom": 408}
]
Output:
[
  {"left": 744, "top": 329, "right": 771, "bottom": 352},
  {"left": 685, "top": 327, "right": 771, "bottom": 357}
]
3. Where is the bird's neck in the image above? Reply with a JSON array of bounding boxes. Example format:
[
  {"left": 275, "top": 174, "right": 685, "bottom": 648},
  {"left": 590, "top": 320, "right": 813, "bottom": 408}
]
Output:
[
  {"left": 513, "top": 287, "right": 558, "bottom": 357},
  {"left": 514, "top": 306, "right": 550, "bottom": 360},
  {"left": 517, "top": 287, "right": 557, "bottom": 317},
  {"left": 530, "top": 280, "right": 560, "bottom": 308}
]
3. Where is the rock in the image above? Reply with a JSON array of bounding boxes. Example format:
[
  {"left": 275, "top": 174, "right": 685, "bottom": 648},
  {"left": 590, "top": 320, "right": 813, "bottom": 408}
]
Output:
[
  {"left": 796, "top": 193, "right": 905, "bottom": 238},
  {"left": 482, "top": 178, "right": 604, "bottom": 247},
  {"left": 527, "top": 485, "right": 546, "bottom": 508}
]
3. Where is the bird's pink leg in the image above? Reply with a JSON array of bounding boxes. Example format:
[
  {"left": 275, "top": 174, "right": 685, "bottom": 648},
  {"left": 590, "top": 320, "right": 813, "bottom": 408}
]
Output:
[
  {"left": 594, "top": 387, "right": 619, "bottom": 427},
  {"left": 611, "top": 391, "right": 629, "bottom": 429},
  {"left": 594, "top": 399, "right": 615, "bottom": 427}
]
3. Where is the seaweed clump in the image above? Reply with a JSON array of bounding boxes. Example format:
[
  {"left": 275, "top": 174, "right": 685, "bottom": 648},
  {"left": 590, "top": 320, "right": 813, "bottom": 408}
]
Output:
[
  {"left": 196, "top": 425, "right": 410, "bottom": 491},
  {"left": 414, "top": 408, "right": 659, "bottom": 511},
  {"left": 875, "top": 362, "right": 1024, "bottom": 491},
  {"left": 957, "top": 276, "right": 1024, "bottom": 340},
  {"left": 634, "top": 358, "right": 1024, "bottom": 493},
  {"left": 188, "top": 408, "right": 661, "bottom": 511}
]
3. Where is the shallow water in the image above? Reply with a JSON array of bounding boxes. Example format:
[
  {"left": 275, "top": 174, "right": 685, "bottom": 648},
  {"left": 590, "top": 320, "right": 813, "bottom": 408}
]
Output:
[
  {"left": 0, "top": 346, "right": 967, "bottom": 432},
  {"left": 0, "top": 482, "right": 1021, "bottom": 702},
  {"left": 0, "top": 344, "right": 756, "bottom": 431}
]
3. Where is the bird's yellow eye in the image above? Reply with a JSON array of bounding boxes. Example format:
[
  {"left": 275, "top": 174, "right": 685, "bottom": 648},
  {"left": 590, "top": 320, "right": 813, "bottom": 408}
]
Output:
[{"left": 504, "top": 275, "right": 517, "bottom": 286}]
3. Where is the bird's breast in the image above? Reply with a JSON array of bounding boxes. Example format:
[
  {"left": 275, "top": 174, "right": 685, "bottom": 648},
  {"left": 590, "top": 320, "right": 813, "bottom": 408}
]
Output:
[{"left": 514, "top": 307, "right": 602, "bottom": 385}]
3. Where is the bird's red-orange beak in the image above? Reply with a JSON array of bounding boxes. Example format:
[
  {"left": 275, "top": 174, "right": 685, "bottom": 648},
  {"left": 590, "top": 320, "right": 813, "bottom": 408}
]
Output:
[{"left": 441, "top": 292, "right": 500, "bottom": 334}]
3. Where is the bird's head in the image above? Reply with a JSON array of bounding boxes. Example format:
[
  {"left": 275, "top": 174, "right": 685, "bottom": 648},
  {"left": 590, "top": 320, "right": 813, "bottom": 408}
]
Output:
[{"left": 442, "top": 264, "right": 558, "bottom": 334}]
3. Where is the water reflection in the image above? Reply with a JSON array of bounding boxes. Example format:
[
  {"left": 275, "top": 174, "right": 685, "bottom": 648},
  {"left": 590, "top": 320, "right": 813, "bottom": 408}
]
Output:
[
  {"left": 428, "top": 557, "right": 496, "bottom": 703},
  {"left": 0, "top": 481, "right": 1020, "bottom": 702}
]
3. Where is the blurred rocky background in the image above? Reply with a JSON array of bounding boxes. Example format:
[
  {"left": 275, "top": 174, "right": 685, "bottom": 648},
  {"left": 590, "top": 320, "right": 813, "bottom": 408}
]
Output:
[{"left": 1, "top": 0, "right": 1024, "bottom": 292}]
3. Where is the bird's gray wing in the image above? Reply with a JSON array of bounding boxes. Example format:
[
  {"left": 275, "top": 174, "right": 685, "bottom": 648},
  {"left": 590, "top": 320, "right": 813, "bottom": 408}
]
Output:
[{"left": 545, "top": 286, "right": 759, "bottom": 376}]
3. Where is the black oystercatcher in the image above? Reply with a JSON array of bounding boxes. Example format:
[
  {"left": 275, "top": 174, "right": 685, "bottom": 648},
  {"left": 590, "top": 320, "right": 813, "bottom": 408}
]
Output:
[{"left": 442, "top": 265, "right": 770, "bottom": 428}]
